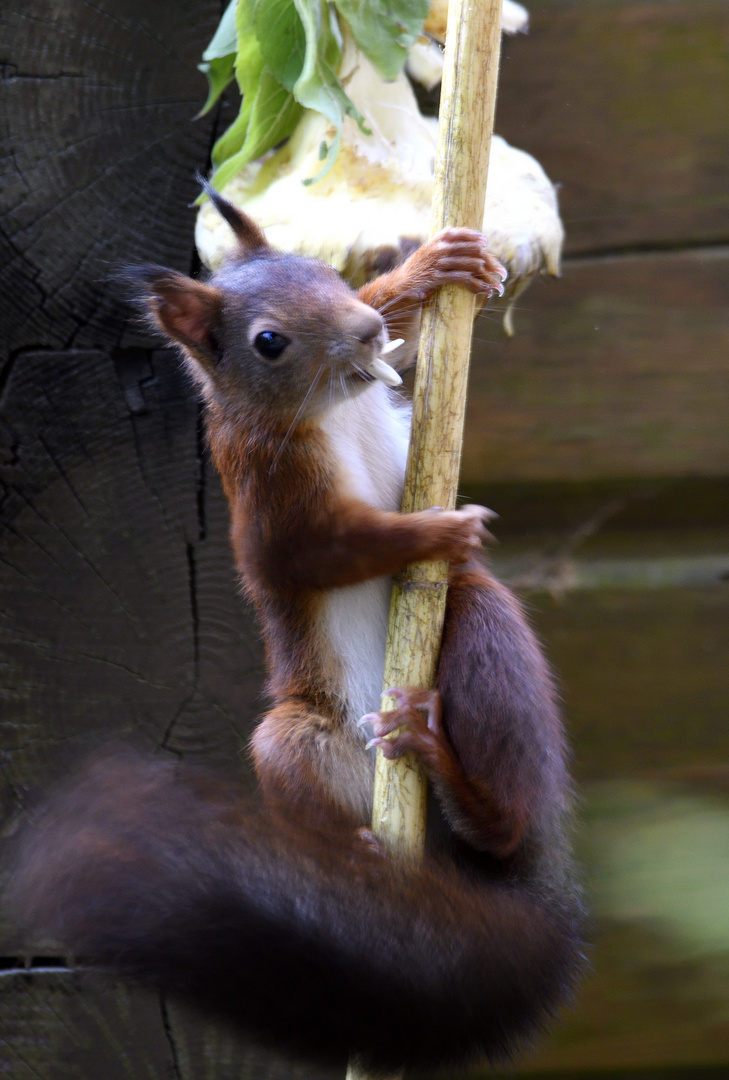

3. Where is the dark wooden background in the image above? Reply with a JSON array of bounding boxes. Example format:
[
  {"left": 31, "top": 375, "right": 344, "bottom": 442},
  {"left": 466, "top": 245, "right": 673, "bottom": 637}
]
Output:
[{"left": 1, "top": 0, "right": 728, "bottom": 1076}]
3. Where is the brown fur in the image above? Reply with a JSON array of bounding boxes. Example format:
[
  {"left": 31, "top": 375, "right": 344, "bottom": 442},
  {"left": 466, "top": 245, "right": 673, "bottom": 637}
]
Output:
[
  {"left": 6, "top": 749, "right": 580, "bottom": 1072},
  {"left": 5, "top": 196, "right": 583, "bottom": 1074},
  {"left": 192, "top": 230, "right": 501, "bottom": 824}
]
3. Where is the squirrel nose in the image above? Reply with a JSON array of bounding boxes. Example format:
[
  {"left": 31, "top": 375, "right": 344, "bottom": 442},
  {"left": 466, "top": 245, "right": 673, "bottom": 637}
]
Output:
[{"left": 355, "top": 310, "right": 384, "bottom": 346}]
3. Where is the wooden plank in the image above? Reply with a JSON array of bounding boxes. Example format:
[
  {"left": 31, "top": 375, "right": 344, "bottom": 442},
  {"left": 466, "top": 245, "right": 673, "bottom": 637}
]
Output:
[
  {"left": 162, "top": 475, "right": 267, "bottom": 760},
  {"left": 463, "top": 248, "right": 729, "bottom": 483},
  {"left": 0, "top": 347, "right": 263, "bottom": 949},
  {"left": 0, "top": 968, "right": 328, "bottom": 1080},
  {"left": 494, "top": 538, "right": 729, "bottom": 1074},
  {"left": 520, "top": 577, "right": 729, "bottom": 783},
  {"left": 162, "top": 999, "right": 325, "bottom": 1080},
  {"left": 0, "top": 0, "right": 220, "bottom": 356},
  {"left": 496, "top": 0, "right": 729, "bottom": 255},
  {"left": 511, "top": 773, "right": 729, "bottom": 1073},
  {"left": 499, "top": 780, "right": 729, "bottom": 1075},
  {"left": 0, "top": 969, "right": 174, "bottom": 1079},
  {"left": 461, "top": 478, "right": 729, "bottom": 537}
]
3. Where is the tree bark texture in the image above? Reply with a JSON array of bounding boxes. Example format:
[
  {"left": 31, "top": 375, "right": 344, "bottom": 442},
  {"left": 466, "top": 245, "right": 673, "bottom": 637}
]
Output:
[{"left": 1, "top": 5, "right": 273, "bottom": 1074}]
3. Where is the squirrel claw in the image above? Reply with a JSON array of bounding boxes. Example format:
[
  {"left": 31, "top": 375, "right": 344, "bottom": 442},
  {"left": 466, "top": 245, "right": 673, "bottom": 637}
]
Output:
[
  {"left": 364, "top": 688, "right": 445, "bottom": 762},
  {"left": 384, "top": 687, "right": 406, "bottom": 702}
]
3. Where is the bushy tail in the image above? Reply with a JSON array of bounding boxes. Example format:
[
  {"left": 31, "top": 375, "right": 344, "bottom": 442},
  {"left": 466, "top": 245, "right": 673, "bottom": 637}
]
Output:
[{"left": 5, "top": 751, "right": 582, "bottom": 1074}]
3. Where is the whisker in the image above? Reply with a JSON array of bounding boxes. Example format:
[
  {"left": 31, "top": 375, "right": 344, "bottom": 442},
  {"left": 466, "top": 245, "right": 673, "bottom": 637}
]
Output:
[
  {"left": 375, "top": 295, "right": 422, "bottom": 318},
  {"left": 365, "top": 288, "right": 400, "bottom": 313},
  {"left": 269, "top": 365, "right": 325, "bottom": 476}
]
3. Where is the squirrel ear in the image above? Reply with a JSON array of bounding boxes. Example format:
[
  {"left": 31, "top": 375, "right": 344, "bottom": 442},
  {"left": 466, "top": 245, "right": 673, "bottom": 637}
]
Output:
[
  {"left": 198, "top": 175, "right": 269, "bottom": 255},
  {"left": 137, "top": 269, "right": 222, "bottom": 362}
]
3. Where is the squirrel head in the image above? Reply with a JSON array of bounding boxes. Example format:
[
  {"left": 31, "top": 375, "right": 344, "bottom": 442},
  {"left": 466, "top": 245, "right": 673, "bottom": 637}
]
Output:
[{"left": 131, "top": 188, "right": 393, "bottom": 426}]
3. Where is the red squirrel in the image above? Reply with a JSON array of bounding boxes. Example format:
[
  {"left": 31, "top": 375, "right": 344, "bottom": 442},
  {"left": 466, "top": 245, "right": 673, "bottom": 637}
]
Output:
[{"left": 7, "top": 189, "right": 583, "bottom": 1074}]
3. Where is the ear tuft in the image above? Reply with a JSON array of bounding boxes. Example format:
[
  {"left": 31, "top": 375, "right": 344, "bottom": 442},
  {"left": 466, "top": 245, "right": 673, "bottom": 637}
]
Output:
[
  {"left": 129, "top": 266, "right": 222, "bottom": 359},
  {"left": 197, "top": 174, "right": 269, "bottom": 255}
]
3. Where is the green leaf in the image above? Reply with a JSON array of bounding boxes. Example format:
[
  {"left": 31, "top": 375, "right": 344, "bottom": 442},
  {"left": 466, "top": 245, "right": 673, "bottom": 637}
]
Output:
[
  {"left": 235, "top": 0, "right": 262, "bottom": 94},
  {"left": 210, "top": 81, "right": 253, "bottom": 167},
  {"left": 197, "top": 0, "right": 240, "bottom": 116},
  {"left": 288, "top": 0, "right": 369, "bottom": 178},
  {"left": 202, "top": 0, "right": 239, "bottom": 60},
  {"left": 295, "top": 0, "right": 367, "bottom": 128},
  {"left": 208, "top": 0, "right": 307, "bottom": 188},
  {"left": 210, "top": 19, "right": 265, "bottom": 166},
  {"left": 333, "top": 0, "right": 430, "bottom": 80},
  {"left": 197, "top": 54, "right": 236, "bottom": 118},
  {"left": 317, "top": 54, "right": 370, "bottom": 131},
  {"left": 204, "top": 0, "right": 373, "bottom": 186},
  {"left": 291, "top": 0, "right": 339, "bottom": 122},
  {"left": 302, "top": 125, "right": 342, "bottom": 184},
  {"left": 254, "top": 0, "right": 307, "bottom": 92},
  {"left": 243, "top": 66, "right": 304, "bottom": 160},
  {"left": 210, "top": 67, "right": 304, "bottom": 190}
]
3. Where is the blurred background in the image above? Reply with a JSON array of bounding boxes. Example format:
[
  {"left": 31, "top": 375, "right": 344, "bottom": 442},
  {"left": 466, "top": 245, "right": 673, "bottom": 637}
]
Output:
[{"left": 1, "top": 0, "right": 728, "bottom": 1077}]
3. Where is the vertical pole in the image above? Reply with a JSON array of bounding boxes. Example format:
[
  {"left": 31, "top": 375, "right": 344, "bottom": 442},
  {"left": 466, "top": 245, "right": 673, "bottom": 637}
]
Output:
[
  {"left": 370, "top": 0, "right": 503, "bottom": 855},
  {"left": 346, "top": 3, "right": 502, "bottom": 1075}
]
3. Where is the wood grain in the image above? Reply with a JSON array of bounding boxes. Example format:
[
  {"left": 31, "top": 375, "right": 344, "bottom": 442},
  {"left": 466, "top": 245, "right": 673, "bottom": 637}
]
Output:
[
  {"left": 496, "top": 0, "right": 729, "bottom": 255},
  {"left": 0, "top": 0, "right": 220, "bottom": 356},
  {"left": 463, "top": 248, "right": 729, "bottom": 483},
  {"left": 0, "top": 347, "right": 263, "bottom": 948},
  {"left": 370, "top": 0, "right": 503, "bottom": 855},
  {"left": 529, "top": 580, "right": 729, "bottom": 783},
  {"left": 0, "top": 970, "right": 173, "bottom": 1080}
]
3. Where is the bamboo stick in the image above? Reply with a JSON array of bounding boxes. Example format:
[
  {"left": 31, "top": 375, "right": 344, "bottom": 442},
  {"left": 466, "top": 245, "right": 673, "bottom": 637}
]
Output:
[
  {"left": 369, "top": 0, "right": 503, "bottom": 857},
  {"left": 345, "top": 5, "right": 502, "bottom": 1077}
]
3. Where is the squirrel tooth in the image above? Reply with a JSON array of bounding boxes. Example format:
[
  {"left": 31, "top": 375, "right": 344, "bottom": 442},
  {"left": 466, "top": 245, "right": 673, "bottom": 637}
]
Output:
[
  {"left": 367, "top": 356, "right": 403, "bottom": 387},
  {"left": 381, "top": 337, "right": 405, "bottom": 354}
]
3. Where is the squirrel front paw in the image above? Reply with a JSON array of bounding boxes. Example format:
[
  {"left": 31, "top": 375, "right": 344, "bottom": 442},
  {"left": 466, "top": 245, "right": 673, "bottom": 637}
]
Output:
[
  {"left": 428, "top": 503, "right": 496, "bottom": 565},
  {"left": 410, "top": 229, "right": 508, "bottom": 300}
]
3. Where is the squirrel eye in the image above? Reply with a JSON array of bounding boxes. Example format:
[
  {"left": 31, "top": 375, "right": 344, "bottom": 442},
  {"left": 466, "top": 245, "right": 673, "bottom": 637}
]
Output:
[{"left": 253, "top": 330, "right": 290, "bottom": 359}]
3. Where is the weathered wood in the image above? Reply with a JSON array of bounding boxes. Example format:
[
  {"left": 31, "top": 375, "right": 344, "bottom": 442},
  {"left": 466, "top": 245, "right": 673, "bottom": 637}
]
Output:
[
  {"left": 370, "top": 0, "right": 503, "bottom": 857},
  {"left": 0, "top": 0, "right": 221, "bottom": 356},
  {"left": 461, "top": 477, "right": 729, "bottom": 539},
  {"left": 516, "top": 780, "right": 729, "bottom": 1075},
  {"left": 0, "top": 5, "right": 273, "bottom": 1076},
  {"left": 0, "top": 969, "right": 174, "bottom": 1079},
  {"left": 0, "top": 347, "right": 263, "bottom": 950},
  {"left": 529, "top": 582, "right": 729, "bottom": 784},
  {"left": 492, "top": 535, "right": 729, "bottom": 1076},
  {"left": 464, "top": 249, "right": 729, "bottom": 483},
  {"left": 162, "top": 999, "right": 324, "bottom": 1080},
  {"left": 497, "top": 0, "right": 729, "bottom": 255}
]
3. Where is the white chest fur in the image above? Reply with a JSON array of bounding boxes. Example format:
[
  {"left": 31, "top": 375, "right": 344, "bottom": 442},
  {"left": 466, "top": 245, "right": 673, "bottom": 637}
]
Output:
[{"left": 320, "top": 384, "right": 411, "bottom": 726}]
